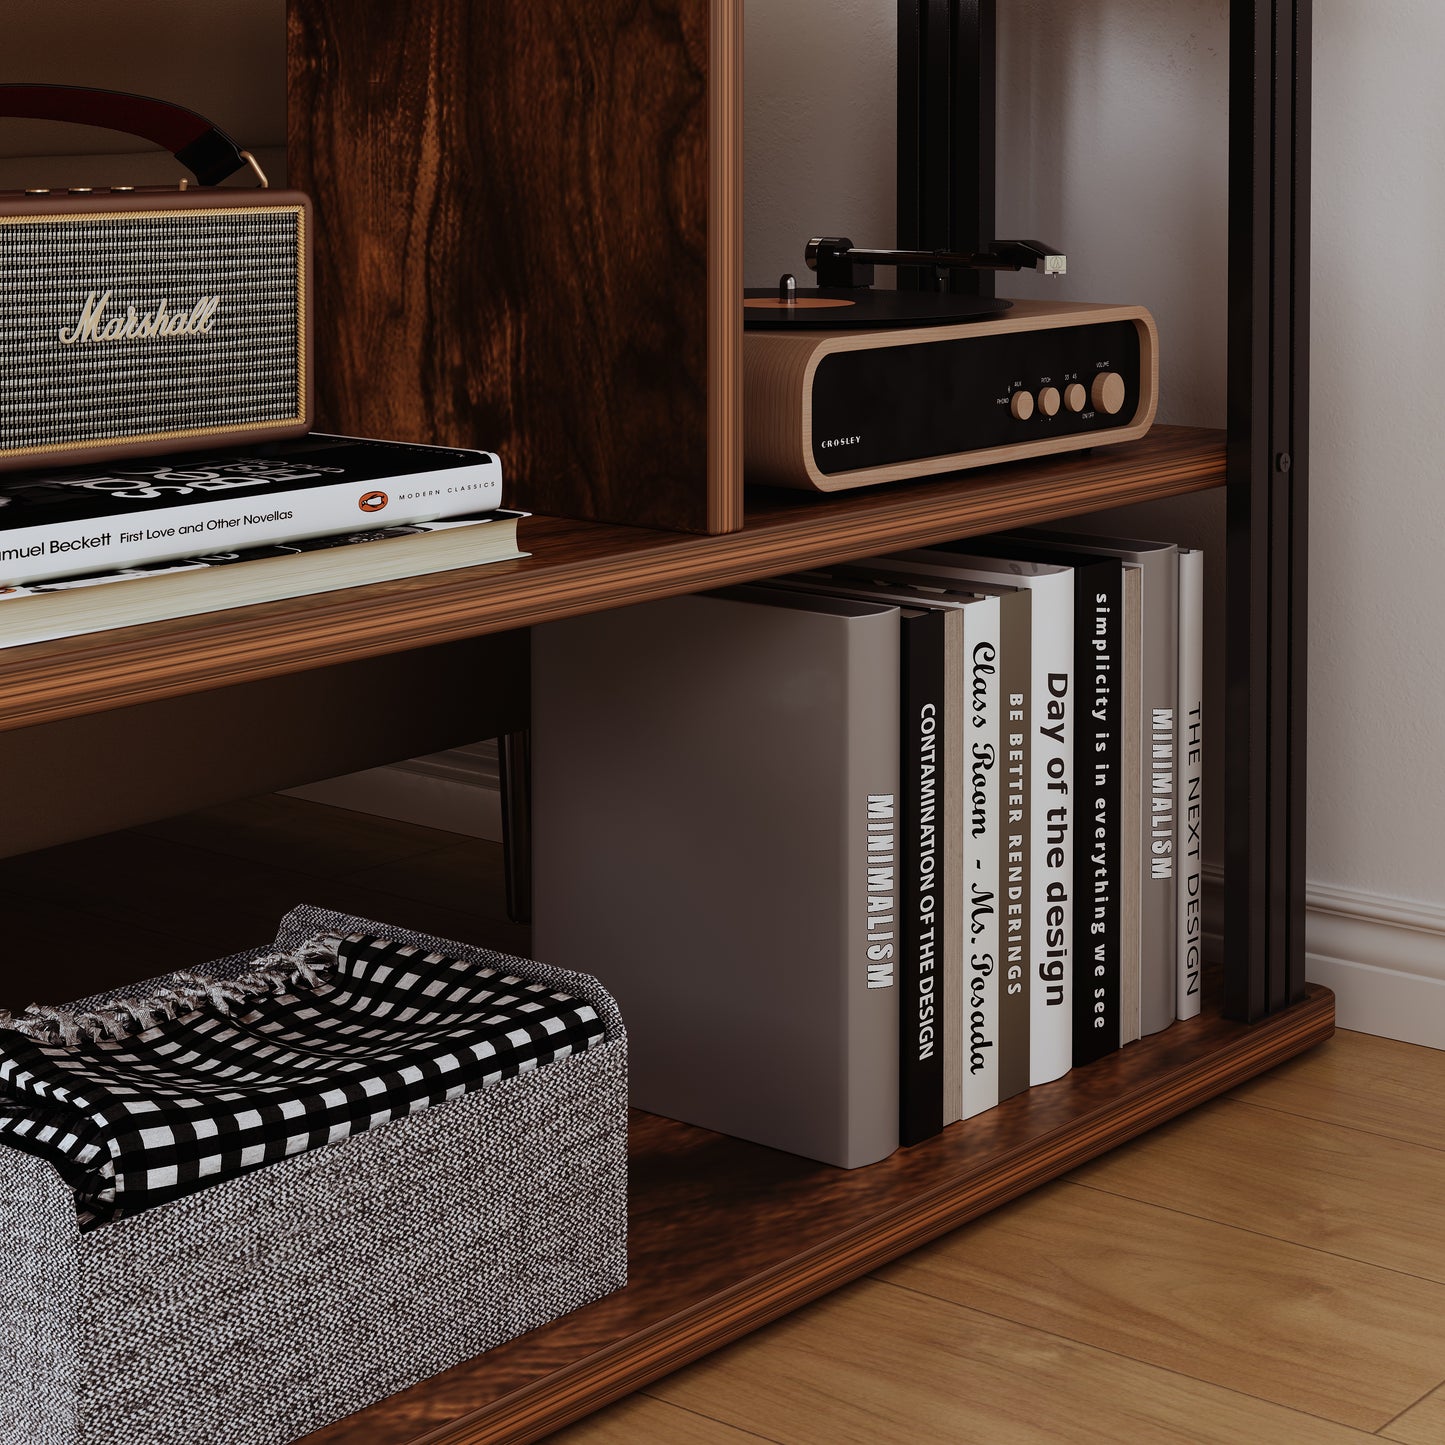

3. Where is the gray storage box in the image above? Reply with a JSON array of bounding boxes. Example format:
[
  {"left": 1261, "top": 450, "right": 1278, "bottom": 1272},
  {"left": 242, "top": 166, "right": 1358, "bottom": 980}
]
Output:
[{"left": 0, "top": 905, "right": 629, "bottom": 1445}]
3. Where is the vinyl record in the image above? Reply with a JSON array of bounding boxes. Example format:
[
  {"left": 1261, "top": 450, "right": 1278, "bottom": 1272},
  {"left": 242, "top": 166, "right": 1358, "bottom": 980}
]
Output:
[{"left": 743, "top": 287, "right": 1012, "bottom": 330}]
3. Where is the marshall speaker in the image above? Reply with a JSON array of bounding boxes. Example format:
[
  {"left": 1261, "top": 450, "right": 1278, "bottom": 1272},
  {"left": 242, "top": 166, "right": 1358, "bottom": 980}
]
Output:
[{"left": 0, "top": 85, "right": 311, "bottom": 473}]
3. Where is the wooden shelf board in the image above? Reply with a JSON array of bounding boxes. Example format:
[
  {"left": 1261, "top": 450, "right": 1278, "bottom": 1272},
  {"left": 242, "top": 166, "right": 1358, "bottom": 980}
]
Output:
[
  {"left": 297, "top": 981, "right": 1333, "bottom": 1445},
  {"left": 0, "top": 426, "right": 1222, "bottom": 734}
]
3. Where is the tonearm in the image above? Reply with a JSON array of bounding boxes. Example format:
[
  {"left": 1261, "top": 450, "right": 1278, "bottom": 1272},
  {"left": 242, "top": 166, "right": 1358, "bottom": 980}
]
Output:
[{"left": 801, "top": 235, "right": 1067, "bottom": 290}]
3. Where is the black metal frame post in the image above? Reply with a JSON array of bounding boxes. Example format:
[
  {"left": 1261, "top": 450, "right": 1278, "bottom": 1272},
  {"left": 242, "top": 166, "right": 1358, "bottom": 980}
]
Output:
[
  {"left": 1225, "top": 0, "right": 1310, "bottom": 1021},
  {"left": 897, "top": 0, "right": 996, "bottom": 297},
  {"left": 900, "top": 1, "right": 1311, "bottom": 1022}
]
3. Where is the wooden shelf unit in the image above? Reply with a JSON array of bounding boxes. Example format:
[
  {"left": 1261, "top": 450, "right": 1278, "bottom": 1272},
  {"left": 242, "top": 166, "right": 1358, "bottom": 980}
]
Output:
[{"left": 0, "top": 2, "right": 1315, "bottom": 1441}]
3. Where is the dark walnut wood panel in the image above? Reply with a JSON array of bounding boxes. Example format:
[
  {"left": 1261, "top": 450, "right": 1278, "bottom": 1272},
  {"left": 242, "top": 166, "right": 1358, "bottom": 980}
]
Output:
[
  {"left": 296, "top": 985, "right": 1334, "bottom": 1445},
  {"left": 288, "top": 0, "right": 742, "bottom": 536},
  {"left": 0, "top": 427, "right": 1223, "bottom": 735}
]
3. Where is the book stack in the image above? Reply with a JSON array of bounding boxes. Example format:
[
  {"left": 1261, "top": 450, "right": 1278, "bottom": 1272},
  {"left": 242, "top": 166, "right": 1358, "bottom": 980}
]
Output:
[
  {"left": 0, "top": 434, "right": 527, "bottom": 648},
  {"left": 532, "top": 529, "right": 1205, "bottom": 1167}
]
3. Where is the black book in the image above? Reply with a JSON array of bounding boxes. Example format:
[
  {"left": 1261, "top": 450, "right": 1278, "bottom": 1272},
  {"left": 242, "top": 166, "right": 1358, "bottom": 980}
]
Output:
[
  {"left": 1071, "top": 558, "right": 1126, "bottom": 1064},
  {"left": 997, "top": 588, "right": 1032, "bottom": 1101},
  {"left": 898, "top": 608, "right": 948, "bottom": 1144}
]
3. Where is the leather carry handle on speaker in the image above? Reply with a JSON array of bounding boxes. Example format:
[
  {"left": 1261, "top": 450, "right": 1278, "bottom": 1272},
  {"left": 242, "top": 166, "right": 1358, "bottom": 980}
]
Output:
[
  {"left": 0, "top": 85, "right": 311, "bottom": 473},
  {"left": 0, "top": 83, "right": 268, "bottom": 188}
]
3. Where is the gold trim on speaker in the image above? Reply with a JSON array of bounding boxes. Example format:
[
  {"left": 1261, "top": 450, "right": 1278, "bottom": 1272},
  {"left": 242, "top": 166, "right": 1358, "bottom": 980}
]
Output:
[
  {"left": 0, "top": 205, "right": 307, "bottom": 225},
  {"left": 0, "top": 416, "right": 308, "bottom": 464}
]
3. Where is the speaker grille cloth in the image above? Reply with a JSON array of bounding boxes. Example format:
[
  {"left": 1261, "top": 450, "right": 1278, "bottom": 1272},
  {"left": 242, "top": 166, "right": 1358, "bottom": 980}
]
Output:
[{"left": 0, "top": 208, "right": 302, "bottom": 457}]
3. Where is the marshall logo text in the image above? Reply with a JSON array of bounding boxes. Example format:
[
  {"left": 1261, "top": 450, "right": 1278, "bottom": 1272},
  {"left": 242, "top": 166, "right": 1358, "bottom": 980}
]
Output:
[{"left": 58, "top": 291, "right": 222, "bottom": 345}]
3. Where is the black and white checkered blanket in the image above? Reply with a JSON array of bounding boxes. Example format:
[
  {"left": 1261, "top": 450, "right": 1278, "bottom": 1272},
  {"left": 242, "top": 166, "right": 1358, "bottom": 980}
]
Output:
[{"left": 0, "top": 931, "right": 607, "bottom": 1228}]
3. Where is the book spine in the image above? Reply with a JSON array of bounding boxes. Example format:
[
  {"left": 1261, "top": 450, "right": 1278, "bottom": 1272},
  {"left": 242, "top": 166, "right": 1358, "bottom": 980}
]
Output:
[
  {"left": 1120, "top": 567, "right": 1144, "bottom": 1045},
  {"left": 852, "top": 608, "right": 904, "bottom": 1164},
  {"left": 1141, "top": 552, "right": 1180, "bottom": 1035},
  {"left": 1029, "top": 572, "right": 1073, "bottom": 1086},
  {"left": 941, "top": 609, "right": 965, "bottom": 1128},
  {"left": 899, "top": 611, "right": 947, "bottom": 1145},
  {"left": 1176, "top": 549, "right": 1205, "bottom": 1020},
  {"left": 1074, "top": 563, "right": 1123, "bottom": 1065},
  {"left": 0, "top": 459, "right": 504, "bottom": 586},
  {"left": 997, "top": 590, "right": 1031, "bottom": 1101},
  {"left": 961, "top": 595, "right": 1002, "bottom": 1120}
]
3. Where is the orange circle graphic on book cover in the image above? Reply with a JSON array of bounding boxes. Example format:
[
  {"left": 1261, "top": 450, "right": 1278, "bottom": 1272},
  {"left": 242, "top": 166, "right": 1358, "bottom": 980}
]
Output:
[{"left": 358, "top": 491, "right": 389, "bottom": 513}]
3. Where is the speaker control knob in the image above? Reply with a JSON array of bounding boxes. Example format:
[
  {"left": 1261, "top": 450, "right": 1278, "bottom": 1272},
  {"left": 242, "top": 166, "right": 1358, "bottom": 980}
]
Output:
[
  {"left": 1091, "top": 371, "right": 1127, "bottom": 416},
  {"left": 1009, "top": 390, "right": 1034, "bottom": 421},
  {"left": 1038, "top": 386, "right": 1061, "bottom": 418},
  {"left": 1064, "top": 382, "right": 1087, "bottom": 413}
]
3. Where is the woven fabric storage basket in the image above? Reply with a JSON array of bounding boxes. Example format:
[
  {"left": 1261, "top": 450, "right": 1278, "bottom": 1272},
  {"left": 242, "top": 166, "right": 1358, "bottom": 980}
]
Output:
[{"left": 0, "top": 904, "right": 629, "bottom": 1445}]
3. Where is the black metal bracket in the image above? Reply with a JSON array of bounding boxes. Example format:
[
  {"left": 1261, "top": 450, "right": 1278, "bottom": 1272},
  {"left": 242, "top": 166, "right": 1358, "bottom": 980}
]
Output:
[{"left": 499, "top": 729, "right": 533, "bottom": 925}]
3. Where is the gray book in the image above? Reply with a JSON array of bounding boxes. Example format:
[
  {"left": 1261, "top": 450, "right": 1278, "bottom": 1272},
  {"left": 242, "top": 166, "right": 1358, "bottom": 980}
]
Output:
[
  {"left": 532, "top": 586, "right": 901, "bottom": 1168},
  {"left": 1120, "top": 565, "right": 1144, "bottom": 1046},
  {"left": 775, "top": 571, "right": 970, "bottom": 1131},
  {"left": 1007, "top": 530, "right": 1179, "bottom": 1035}
]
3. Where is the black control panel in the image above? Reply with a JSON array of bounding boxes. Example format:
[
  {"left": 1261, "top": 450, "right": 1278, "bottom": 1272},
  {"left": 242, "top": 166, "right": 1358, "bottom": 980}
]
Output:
[{"left": 809, "top": 320, "right": 1141, "bottom": 476}]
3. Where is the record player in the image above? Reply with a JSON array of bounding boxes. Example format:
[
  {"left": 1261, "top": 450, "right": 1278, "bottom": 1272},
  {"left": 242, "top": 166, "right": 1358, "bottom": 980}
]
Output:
[{"left": 743, "top": 237, "right": 1157, "bottom": 492}]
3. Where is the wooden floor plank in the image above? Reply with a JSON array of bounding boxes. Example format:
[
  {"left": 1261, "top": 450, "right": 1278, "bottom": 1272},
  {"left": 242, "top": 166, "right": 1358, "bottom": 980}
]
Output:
[
  {"left": 1230, "top": 1028, "right": 1445, "bottom": 1153},
  {"left": 347, "top": 839, "right": 532, "bottom": 957},
  {"left": 543, "top": 1394, "right": 773, "bottom": 1445},
  {"left": 0, "top": 829, "right": 345, "bottom": 951},
  {"left": 1381, "top": 1383, "right": 1445, "bottom": 1444},
  {"left": 136, "top": 794, "right": 456, "bottom": 880},
  {"left": 0, "top": 889, "right": 208, "bottom": 1010},
  {"left": 647, "top": 1277, "right": 1375, "bottom": 1445},
  {"left": 873, "top": 1181, "right": 1445, "bottom": 1431},
  {"left": 0, "top": 802, "right": 521, "bottom": 1007},
  {"left": 1069, "top": 1096, "right": 1445, "bottom": 1283}
]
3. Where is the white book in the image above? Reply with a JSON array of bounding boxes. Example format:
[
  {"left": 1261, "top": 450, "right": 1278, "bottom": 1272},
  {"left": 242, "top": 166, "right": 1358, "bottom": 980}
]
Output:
[
  {"left": 1176, "top": 548, "right": 1205, "bottom": 1019},
  {"left": 888, "top": 549, "right": 1075, "bottom": 1088},
  {"left": 959, "top": 593, "right": 1002, "bottom": 1118},
  {"left": 0, "top": 434, "right": 504, "bottom": 585},
  {"left": 0, "top": 511, "right": 526, "bottom": 650}
]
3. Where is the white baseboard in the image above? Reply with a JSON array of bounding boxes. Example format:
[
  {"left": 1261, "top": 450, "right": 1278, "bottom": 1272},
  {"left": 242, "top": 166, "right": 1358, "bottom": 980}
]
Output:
[
  {"left": 1306, "top": 882, "right": 1445, "bottom": 1050},
  {"left": 286, "top": 742, "right": 502, "bottom": 842},
  {"left": 1206, "top": 863, "right": 1445, "bottom": 1050}
]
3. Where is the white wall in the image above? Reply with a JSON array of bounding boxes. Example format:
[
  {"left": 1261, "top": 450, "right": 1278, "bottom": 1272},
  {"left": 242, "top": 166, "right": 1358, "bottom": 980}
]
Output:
[
  {"left": 744, "top": 0, "right": 1445, "bottom": 1043},
  {"left": 0, "top": 1, "right": 286, "bottom": 189},
  {"left": 744, "top": 4, "right": 896, "bottom": 289},
  {"left": 1303, "top": 0, "right": 1445, "bottom": 1040}
]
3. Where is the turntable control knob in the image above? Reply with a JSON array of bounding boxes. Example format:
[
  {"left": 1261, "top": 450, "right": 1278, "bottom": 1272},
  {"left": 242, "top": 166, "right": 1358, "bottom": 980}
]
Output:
[
  {"left": 1064, "top": 382, "right": 1088, "bottom": 414},
  {"left": 1091, "top": 371, "right": 1127, "bottom": 416},
  {"left": 1038, "top": 386, "right": 1061, "bottom": 418},
  {"left": 1009, "top": 390, "right": 1035, "bottom": 421}
]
